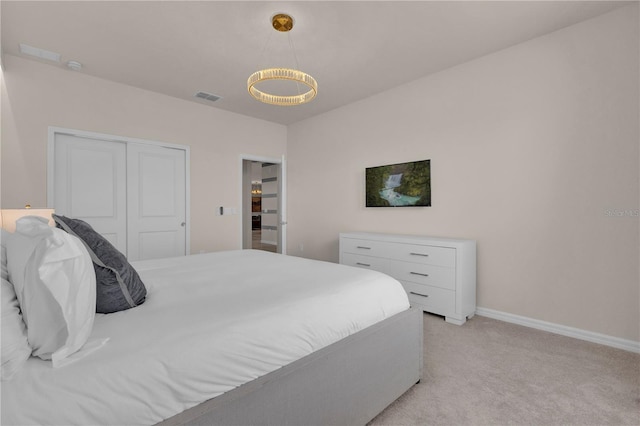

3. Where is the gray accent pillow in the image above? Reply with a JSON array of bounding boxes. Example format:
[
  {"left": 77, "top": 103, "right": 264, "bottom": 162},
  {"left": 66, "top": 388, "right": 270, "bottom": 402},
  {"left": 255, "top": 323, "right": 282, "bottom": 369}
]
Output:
[{"left": 52, "top": 214, "right": 146, "bottom": 314}]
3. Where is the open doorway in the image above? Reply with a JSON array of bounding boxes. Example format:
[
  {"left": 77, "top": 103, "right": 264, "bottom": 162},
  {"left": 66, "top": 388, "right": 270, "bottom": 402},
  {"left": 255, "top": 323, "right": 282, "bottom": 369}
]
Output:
[
  {"left": 241, "top": 156, "right": 286, "bottom": 254},
  {"left": 250, "top": 161, "right": 277, "bottom": 253}
]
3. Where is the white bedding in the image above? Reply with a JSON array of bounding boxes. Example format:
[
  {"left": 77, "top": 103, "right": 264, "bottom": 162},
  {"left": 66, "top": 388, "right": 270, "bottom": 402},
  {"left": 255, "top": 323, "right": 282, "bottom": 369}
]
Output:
[{"left": 2, "top": 250, "right": 409, "bottom": 426}]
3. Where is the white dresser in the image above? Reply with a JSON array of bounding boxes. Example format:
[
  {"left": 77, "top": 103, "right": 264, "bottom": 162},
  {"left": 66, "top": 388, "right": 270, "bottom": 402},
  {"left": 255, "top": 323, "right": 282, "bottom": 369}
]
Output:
[{"left": 339, "top": 232, "right": 476, "bottom": 325}]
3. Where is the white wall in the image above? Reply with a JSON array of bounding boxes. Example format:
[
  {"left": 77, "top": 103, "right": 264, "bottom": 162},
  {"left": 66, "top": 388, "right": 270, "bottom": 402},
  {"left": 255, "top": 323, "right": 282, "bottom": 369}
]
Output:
[
  {"left": 287, "top": 6, "right": 639, "bottom": 342},
  {"left": 1, "top": 54, "right": 286, "bottom": 253}
]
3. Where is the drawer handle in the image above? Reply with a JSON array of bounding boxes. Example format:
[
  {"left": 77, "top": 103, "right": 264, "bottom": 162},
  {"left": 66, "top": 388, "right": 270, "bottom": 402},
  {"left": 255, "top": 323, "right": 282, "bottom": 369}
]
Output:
[
  {"left": 410, "top": 291, "right": 429, "bottom": 298},
  {"left": 356, "top": 262, "right": 371, "bottom": 267},
  {"left": 410, "top": 272, "right": 429, "bottom": 277},
  {"left": 356, "top": 246, "right": 372, "bottom": 250},
  {"left": 410, "top": 252, "right": 429, "bottom": 257}
]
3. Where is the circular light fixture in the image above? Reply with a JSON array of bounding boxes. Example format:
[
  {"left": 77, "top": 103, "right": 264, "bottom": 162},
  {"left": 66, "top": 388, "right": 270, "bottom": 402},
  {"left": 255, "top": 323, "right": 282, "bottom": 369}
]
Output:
[
  {"left": 247, "top": 13, "right": 318, "bottom": 106},
  {"left": 248, "top": 68, "right": 317, "bottom": 106}
]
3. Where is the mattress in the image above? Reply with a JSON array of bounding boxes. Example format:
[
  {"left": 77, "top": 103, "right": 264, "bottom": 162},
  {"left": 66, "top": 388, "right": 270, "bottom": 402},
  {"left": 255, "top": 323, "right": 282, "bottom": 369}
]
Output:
[{"left": 2, "top": 250, "right": 410, "bottom": 426}]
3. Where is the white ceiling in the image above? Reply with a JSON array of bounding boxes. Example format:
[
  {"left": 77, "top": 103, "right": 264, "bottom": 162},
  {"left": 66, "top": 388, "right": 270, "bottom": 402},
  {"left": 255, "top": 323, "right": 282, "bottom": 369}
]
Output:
[{"left": 1, "top": 1, "right": 631, "bottom": 125}]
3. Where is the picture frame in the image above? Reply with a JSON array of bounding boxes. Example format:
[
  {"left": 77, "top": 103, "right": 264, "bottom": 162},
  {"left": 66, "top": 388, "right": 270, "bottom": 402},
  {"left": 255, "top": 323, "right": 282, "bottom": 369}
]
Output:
[{"left": 365, "top": 159, "right": 431, "bottom": 207}]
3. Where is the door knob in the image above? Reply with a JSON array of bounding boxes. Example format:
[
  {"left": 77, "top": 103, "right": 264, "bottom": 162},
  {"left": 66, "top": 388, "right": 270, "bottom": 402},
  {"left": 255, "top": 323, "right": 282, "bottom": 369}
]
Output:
[{"left": 181, "top": 222, "right": 186, "bottom": 227}]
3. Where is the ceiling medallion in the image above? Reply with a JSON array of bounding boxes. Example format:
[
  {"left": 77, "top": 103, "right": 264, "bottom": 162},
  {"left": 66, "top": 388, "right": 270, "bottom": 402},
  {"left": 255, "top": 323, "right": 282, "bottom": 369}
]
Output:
[{"left": 247, "top": 13, "right": 318, "bottom": 106}]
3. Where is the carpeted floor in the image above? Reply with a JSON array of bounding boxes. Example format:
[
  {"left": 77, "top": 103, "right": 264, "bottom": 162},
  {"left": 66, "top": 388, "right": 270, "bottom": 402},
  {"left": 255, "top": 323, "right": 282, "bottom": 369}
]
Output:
[{"left": 369, "top": 313, "right": 640, "bottom": 426}]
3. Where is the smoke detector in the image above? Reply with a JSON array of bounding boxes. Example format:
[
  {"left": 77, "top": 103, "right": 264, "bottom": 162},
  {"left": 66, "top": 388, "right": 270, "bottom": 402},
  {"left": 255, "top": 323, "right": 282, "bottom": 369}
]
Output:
[{"left": 66, "top": 60, "right": 82, "bottom": 71}]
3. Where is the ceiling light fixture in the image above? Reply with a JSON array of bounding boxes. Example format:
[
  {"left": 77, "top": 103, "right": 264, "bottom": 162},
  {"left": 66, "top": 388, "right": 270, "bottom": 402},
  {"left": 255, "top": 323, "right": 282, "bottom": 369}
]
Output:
[{"left": 247, "top": 13, "right": 317, "bottom": 106}]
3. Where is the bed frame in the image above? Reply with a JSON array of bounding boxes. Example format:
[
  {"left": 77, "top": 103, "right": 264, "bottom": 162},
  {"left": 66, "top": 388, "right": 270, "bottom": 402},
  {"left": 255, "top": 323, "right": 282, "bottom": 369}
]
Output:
[{"left": 158, "top": 307, "right": 423, "bottom": 426}]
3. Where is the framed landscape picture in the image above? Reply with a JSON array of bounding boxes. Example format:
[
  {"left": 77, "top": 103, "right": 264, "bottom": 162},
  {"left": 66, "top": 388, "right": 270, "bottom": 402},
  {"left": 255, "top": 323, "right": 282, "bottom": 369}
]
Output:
[{"left": 365, "top": 159, "right": 431, "bottom": 207}]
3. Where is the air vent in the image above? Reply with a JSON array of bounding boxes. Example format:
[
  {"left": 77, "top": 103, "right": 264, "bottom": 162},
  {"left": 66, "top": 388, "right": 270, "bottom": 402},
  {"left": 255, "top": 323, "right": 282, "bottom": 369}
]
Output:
[
  {"left": 195, "top": 91, "right": 222, "bottom": 102},
  {"left": 19, "top": 43, "right": 61, "bottom": 63}
]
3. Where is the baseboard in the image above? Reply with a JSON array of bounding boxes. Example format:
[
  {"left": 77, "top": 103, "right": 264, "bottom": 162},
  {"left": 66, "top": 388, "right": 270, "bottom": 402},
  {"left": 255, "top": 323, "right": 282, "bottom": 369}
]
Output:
[{"left": 475, "top": 307, "right": 640, "bottom": 354}]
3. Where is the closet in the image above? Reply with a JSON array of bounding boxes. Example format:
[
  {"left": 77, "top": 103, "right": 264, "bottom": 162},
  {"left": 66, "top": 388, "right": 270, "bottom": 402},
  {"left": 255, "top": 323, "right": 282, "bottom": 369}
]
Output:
[{"left": 49, "top": 129, "right": 189, "bottom": 261}]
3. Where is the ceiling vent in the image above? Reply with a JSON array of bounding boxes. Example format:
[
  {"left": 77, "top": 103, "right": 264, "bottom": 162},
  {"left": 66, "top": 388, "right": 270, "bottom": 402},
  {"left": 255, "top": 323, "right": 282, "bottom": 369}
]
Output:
[
  {"left": 195, "top": 91, "right": 222, "bottom": 102},
  {"left": 19, "top": 43, "right": 61, "bottom": 63}
]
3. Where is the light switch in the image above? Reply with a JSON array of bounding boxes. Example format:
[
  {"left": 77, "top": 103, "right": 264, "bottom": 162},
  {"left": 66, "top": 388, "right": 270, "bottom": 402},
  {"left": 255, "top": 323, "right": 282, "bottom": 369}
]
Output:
[{"left": 219, "top": 206, "right": 238, "bottom": 216}]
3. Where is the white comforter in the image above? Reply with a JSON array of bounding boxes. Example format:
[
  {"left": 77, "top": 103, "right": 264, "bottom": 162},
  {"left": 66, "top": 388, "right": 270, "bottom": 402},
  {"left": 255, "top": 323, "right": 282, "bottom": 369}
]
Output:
[{"left": 2, "top": 250, "right": 409, "bottom": 426}]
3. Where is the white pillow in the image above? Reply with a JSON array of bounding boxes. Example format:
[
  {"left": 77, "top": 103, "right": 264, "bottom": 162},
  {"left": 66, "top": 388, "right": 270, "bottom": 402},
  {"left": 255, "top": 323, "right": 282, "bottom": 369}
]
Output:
[
  {"left": 6, "top": 216, "right": 101, "bottom": 367},
  {"left": 1, "top": 231, "right": 31, "bottom": 381},
  {"left": 1, "top": 230, "right": 8, "bottom": 280}
]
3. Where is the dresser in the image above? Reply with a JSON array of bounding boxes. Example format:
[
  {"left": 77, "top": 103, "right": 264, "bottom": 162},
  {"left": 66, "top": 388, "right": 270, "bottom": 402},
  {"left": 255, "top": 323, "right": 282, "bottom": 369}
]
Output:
[{"left": 339, "top": 232, "right": 476, "bottom": 325}]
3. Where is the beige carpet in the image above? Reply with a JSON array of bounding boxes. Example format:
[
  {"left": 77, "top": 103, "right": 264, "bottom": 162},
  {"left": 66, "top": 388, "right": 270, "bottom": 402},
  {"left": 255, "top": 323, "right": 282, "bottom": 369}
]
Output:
[{"left": 369, "top": 313, "right": 640, "bottom": 426}]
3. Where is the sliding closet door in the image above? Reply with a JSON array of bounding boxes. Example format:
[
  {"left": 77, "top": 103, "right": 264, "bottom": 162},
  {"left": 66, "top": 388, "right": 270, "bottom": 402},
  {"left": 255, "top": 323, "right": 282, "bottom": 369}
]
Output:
[
  {"left": 53, "top": 134, "right": 128, "bottom": 254},
  {"left": 126, "top": 143, "right": 187, "bottom": 261},
  {"left": 51, "top": 129, "right": 188, "bottom": 261}
]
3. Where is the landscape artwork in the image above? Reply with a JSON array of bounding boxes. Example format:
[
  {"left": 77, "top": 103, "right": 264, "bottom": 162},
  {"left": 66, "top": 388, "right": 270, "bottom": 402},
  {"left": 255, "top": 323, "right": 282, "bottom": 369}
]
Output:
[{"left": 366, "top": 160, "right": 431, "bottom": 207}]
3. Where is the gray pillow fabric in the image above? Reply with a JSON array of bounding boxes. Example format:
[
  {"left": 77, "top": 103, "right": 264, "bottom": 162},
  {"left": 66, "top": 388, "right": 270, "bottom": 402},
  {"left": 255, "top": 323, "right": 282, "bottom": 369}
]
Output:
[{"left": 52, "top": 214, "right": 146, "bottom": 314}]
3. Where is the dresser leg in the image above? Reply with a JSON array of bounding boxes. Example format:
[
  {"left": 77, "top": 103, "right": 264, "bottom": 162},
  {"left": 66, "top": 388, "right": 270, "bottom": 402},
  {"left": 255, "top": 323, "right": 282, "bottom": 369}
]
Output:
[{"left": 445, "top": 316, "right": 466, "bottom": 325}]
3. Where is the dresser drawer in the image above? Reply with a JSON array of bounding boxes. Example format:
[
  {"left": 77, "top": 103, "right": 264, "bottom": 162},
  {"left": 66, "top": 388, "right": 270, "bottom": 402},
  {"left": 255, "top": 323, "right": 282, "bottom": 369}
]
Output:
[
  {"left": 380, "top": 242, "right": 456, "bottom": 268},
  {"left": 386, "top": 260, "right": 455, "bottom": 290},
  {"left": 340, "top": 238, "right": 389, "bottom": 257},
  {"left": 340, "top": 252, "right": 387, "bottom": 272},
  {"left": 402, "top": 281, "right": 455, "bottom": 316}
]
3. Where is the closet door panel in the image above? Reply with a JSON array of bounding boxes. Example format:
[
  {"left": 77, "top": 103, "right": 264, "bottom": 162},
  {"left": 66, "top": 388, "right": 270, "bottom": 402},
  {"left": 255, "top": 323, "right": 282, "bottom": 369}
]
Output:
[
  {"left": 127, "top": 143, "right": 187, "bottom": 261},
  {"left": 53, "top": 134, "right": 127, "bottom": 253}
]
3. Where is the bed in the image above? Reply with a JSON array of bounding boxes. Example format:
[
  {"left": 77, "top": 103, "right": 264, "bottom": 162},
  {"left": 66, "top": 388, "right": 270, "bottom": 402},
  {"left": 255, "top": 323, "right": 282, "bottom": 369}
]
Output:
[{"left": 2, "top": 248, "right": 423, "bottom": 426}]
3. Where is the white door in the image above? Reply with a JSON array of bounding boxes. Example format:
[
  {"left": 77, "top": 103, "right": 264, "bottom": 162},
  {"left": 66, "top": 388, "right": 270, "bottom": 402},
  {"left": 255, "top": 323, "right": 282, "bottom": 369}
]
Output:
[
  {"left": 53, "top": 134, "right": 128, "bottom": 254},
  {"left": 278, "top": 155, "right": 287, "bottom": 254},
  {"left": 126, "top": 143, "right": 186, "bottom": 261},
  {"left": 51, "top": 130, "right": 188, "bottom": 261}
]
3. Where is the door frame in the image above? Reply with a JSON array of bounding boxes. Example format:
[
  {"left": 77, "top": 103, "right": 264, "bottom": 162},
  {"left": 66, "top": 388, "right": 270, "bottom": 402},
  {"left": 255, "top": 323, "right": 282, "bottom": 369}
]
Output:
[
  {"left": 239, "top": 154, "right": 287, "bottom": 255},
  {"left": 46, "top": 126, "right": 191, "bottom": 255}
]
